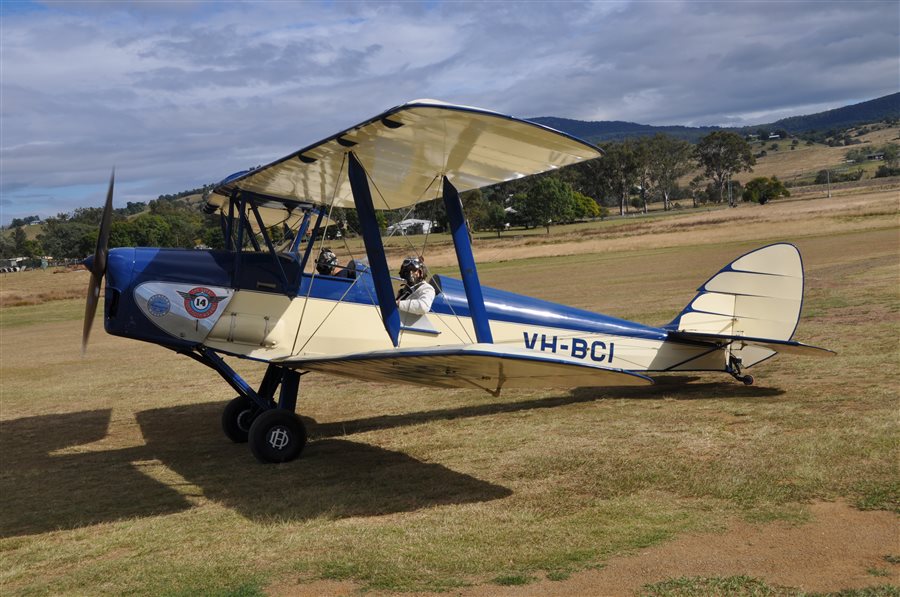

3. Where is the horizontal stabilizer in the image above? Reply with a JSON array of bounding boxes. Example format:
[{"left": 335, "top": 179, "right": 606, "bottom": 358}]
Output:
[
  {"left": 277, "top": 344, "right": 652, "bottom": 396},
  {"left": 670, "top": 331, "right": 835, "bottom": 357}
]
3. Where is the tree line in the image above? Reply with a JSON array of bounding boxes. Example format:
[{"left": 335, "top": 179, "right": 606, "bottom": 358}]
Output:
[
  {"left": 3, "top": 130, "right": 783, "bottom": 259},
  {"left": 390, "top": 130, "right": 761, "bottom": 236},
  {"left": 0, "top": 194, "right": 223, "bottom": 260}
]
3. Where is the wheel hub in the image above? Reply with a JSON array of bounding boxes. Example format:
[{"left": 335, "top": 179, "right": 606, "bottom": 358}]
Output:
[
  {"left": 267, "top": 426, "right": 290, "bottom": 450},
  {"left": 236, "top": 409, "right": 253, "bottom": 432}
]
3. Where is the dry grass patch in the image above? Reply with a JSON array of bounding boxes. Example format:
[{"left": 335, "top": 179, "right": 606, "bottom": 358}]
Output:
[
  {"left": 0, "top": 268, "right": 89, "bottom": 309},
  {"left": 0, "top": 190, "right": 898, "bottom": 595}
]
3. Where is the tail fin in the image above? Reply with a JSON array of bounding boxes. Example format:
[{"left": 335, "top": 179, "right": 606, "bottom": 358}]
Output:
[
  {"left": 668, "top": 243, "right": 812, "bottom": 367},
  {"left": 669, "top": 243, "right": 804, "bottom": 341}
]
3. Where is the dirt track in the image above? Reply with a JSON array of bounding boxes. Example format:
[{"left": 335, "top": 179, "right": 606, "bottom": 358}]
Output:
[{"left": 270, "top": 501, "right": 899, "bottom": 596}]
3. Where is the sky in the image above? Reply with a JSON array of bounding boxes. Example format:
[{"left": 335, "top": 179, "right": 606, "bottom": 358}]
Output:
[{"left": 1, "top": 0, "right": 898, "bottom": 225}]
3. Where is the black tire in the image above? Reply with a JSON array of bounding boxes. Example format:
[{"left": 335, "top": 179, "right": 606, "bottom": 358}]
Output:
[
  {"left": 741, "top": 375, "right": 754, "bottom": 386},
  {"left": 248, "top": 409, "right": 307, "bottom": 463},
  {"left": 222, "top": 396, "right": 260, "bottom": 443}
]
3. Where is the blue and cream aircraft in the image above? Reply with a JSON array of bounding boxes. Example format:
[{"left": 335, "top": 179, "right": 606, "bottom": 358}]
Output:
[{"left": 82, "top": 100, "right": 833, "bottom": 463}]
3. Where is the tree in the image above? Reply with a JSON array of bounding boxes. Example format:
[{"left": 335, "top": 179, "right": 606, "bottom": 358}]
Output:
[
  {"left": 845, "top": 147, "right": 867, "bottom": 163},
  {"left": 572, "top": 192, "right": 601, "bottom": 219},
  {"left": 643, "top": 134, "right": 695, "bottom": 211},
  {"left": 688, "top": 175, "right": 705, "bottom": 208},
  {"left": 557, "top": 157, "right": 607, "bottom": 207},
  {"left": 0, "top": 234, "right": 15, "bottom": 258},
  {"left": 38, "top": 215, "right": 95, "bottom": 259},
  {"left": 13, "top": 227, "right": 27, "bottom": 254},
  {"left": 695, "top": 131, "right": 755, "bottom": 206},
  {"left": 484, "top": 202, "right": 507, "bottom": 238},
  {"left": 512, "top": 176, "right": 576, "bottom": 233},
  {"left": 122, "top": 201, "right": 147, "bottom": 216},
  {"left": 9, "top": 215, "right": 39, "bottom": 228},
  {"left": 633, "top": 138, "right": 653, "bottom": 213},
  {"left": 742, "top": 176, "right": 790, "bottom": 205},
  {"left": 129, "top": 214, "right": 173, "bottom": 246},
  {"left": 597, "top": 141, "right": 640, "bottom": 216},
  {"left": 457, "top": 189, "right": 486, "bottom": 230},
  {"left": 882, "top": 143, "right": 899, "bottom": 168}
]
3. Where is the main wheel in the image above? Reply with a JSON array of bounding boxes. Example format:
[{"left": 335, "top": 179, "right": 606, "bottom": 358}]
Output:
[
  {"left": 222, "top": 396, "right": 261, "bottom": 443},
  {"left": 741, "top": 374, "right": 754, "bottom": 386},
  {"left": 248, "top": 409, "right": 307, "bottom": 463}
]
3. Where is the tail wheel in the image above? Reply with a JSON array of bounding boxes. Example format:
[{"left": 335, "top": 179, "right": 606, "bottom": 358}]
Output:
[
  {"left": 222, "top": 396, "right": 260, "bottom": 443},
  {"left": 248, "top": 409, "right": 307, "bottom": 463}
]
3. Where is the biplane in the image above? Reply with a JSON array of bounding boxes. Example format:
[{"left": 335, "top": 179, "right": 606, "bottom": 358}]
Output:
[{"left": 82, "top": 100, "right": 833, "bottom": 463}]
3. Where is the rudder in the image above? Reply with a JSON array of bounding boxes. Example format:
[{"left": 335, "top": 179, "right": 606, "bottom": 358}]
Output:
[{"left": 668, "top": 243, "right": 804, "bottom": 343}]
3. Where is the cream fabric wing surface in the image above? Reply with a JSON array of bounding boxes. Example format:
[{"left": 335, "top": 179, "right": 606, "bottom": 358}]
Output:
[
  {"left": 207, "top": 100, "right": 602, "bottom": 214},
  {"left": 674, "top": 243, "right": 804, "bottom": 342},
  {"left": 279, "top": 344, "right": 653, "bottom": 395}
]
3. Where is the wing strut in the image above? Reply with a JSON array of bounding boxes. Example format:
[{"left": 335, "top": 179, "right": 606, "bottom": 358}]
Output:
[
  {"left": 348, "top": 152, "right": 401, "bottom": 347},
  {"left": 443, "top": 176, "right": 493, "bottom": 343}
]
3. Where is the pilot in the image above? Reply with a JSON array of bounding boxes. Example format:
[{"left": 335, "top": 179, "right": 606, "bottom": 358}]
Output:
[
  {"left": 315, "top": 248, "right": 339, "bottom": 275},
  {"left": 396, "top": 256, "right": 435, "bottom": 315},
  {"left": 316, "top": 247, "right": 358, "bottom": 279}
]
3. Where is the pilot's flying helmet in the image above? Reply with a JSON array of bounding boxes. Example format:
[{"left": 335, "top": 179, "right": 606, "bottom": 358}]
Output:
[
  {"left": 399, "top": 256, "right": 427, "bottom": 285},
  {"left": 316, "top": 247, "right": 338, "bottom": 275}
]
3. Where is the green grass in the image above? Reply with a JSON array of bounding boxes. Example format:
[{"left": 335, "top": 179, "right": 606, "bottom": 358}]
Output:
[
  {"left": 0, "top": 297, "right": 86, "bottom": 329},
  {"left": 640, "top": 576, "right": 900, "bottom": 597},
  {"left": 492, "top": 573, "right": 534, "bottom": 586},
  {"left": 641, "top": 575, "right": 788, "bottom": 596}
]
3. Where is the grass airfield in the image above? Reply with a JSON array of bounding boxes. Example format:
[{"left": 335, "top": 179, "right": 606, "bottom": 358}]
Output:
[{"left": 1, "top": 188, "right": 898, "bottom": 596}]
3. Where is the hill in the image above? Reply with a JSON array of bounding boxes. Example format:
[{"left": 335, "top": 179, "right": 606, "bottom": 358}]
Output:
[
  {"left": 766, "top": 92, "right": 900, "bottom": 133},
  {"left": 531, "top": 92, "right": 899, "bottom": 143},
  {"left": 528, "top": 117, "right": 720, "bottom": 143}
]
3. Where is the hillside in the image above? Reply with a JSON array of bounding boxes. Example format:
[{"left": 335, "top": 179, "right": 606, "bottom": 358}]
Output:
[
  {"left": 532, "top": 92, "right": 899, "bottom": 143},
  {"left": 768, "top": 92, "right": 900, "bottom": 133},
  {"left": 528, "top": 117, "right": 720, "bottom": 143},
  {"left": 733, "top": 123, "right": 900, "bottom": 187}
]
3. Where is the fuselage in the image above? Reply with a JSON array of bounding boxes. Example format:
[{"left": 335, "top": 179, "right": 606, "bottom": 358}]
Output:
[{"left": 102, "top": 247, "right": 728, "bottom": 374}]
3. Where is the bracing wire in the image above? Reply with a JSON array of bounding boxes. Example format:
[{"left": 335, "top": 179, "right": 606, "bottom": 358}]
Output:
[
  {"left": 296, "top": 275, "right": 363, "bottom": 354},
  {"left": 291, "top": 153, "right": 348, "bottom": 355}
]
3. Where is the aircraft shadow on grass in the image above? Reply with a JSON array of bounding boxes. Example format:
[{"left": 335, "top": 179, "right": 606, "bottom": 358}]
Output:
[
  {"left": 1, "top": 379, "right": 781, "bottom": 538},
  {"left": 312, "top": 377, "right": 783, "bottom": 438},
  {"left": 0, "top": 404, "right": 510, "bottom": 538}
]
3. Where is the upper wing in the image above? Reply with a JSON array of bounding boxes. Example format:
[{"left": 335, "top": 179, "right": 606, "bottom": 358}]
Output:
[
  {"left": 276, "top": 343, "right": 652, "bottom": 396},
  {"left": 207, "top": 99, "right": 601, "bottom": 213}
]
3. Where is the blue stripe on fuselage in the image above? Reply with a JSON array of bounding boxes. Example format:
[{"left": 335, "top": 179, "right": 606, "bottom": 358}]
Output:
[{"left": 429, "top": 275, "right": 666, "bottom": 340}]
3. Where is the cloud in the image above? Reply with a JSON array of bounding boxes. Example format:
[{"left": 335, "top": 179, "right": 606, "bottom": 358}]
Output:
[{"left": 1, "top": 0, "right": 897, "bottom": 223}]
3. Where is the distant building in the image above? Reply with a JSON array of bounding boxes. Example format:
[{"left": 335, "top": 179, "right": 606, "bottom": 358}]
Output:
[
  {"left": 386, "top": 218, "right": 434, "bottom": 236},
  {"left": 866, "top": 153, "right": 885, "bottom": 161},
  {"left": 768, "top": 133, "right": 781, "bottom": 140}
]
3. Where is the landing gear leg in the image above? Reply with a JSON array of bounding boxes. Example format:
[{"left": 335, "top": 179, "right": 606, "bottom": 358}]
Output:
[
  {"left": 248, "top": 369, "right": 307, "bottom": 464},
  {"left": 727, "top": 354, "right": 754, "bottom": 386},
  {"left": 220, "top": 364, "right": 282, "bottom": 443},
  {"left": 184, "top": 348, "right": 308, "bottom": 462}
]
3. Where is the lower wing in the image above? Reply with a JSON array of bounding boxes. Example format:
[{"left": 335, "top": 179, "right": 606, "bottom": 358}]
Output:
[{"left": 276, "top": 344, "right": 653, "bottom": 396}]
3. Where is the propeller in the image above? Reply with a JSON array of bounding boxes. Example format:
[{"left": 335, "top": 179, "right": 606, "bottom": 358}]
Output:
[{"left": 82, "top": 169, "right": 115, "bottom": 354}]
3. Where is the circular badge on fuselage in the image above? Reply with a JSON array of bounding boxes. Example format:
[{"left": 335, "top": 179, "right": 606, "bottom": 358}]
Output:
[
  {"left": 181, "top": 287, "right": 222, "bottom": 319},
  {"left": 147, "top": 294, "right": 171, "bottom": 317}
]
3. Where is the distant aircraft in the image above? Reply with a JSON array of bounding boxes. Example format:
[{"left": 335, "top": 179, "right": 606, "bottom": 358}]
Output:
[{"left": 82, "top": 100, "right": 833, "bottom": 463}]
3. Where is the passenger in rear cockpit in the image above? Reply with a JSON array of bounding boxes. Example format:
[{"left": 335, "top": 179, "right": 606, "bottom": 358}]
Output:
[{"left": 396, "top": 256, "right": 435, "bottom": 315}]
